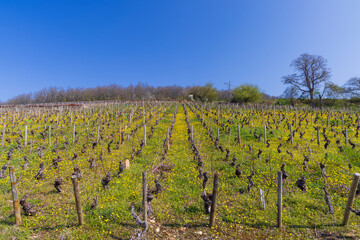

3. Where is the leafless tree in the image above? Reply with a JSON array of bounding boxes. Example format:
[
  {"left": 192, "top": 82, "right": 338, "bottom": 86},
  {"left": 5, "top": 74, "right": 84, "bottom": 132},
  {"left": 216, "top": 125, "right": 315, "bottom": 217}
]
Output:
[
  {"left": 344, "top": 77, "right": 360, "bottom": 97},
  {"left": 282, "top": 53, "right": 331, "bottom": 107},
  {"left": 224, "top": 81, "right": 232, "bottom": 101}
]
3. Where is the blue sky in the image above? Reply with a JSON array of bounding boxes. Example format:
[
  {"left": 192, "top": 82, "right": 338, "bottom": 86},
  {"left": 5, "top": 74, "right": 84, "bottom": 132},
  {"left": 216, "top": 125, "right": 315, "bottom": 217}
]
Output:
[{"left": 1, "top": 1, "right": 360, "bottom": 101}]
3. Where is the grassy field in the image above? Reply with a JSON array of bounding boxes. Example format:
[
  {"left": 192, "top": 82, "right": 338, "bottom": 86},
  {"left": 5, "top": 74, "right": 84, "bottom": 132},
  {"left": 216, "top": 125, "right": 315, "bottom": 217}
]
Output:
[{"left": 1, "top": 102, "right": 360, "bottom": 239}]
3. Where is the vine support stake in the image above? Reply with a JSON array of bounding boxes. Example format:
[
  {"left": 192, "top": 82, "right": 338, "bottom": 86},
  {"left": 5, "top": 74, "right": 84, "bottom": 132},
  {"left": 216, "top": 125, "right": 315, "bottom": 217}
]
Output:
[
  {"left": 345, "top": 128, "right": 348, "bottom": 145},
  {"left": 97, "top": 126, "right": 100, "bottom": 142},
  {"left": 264, "top": 125, "right": 266, "bottom": 144},
  {"left": 71, "top": 175, "right": 84, "bottom": 225},
  {"left": 277, "top": 171, "right": 282, "bottom": 228},
  {"left": 209, "top": 173, "right": 219, "bottom": 228},
  {"left": 119, "top": 125, "right": 122, "bottom": 144},
  {"left": 191, "top": 125, "right": 193, "bottom": 142},
  {"left": 142, "top": 171, "right": 148, "bottom": 223},
  {"left": 342, "top": 173, "right": 360, "bottom": 226},
  {"left": 72, "top": 124, "right": 76, "bottom": 144},
  {"left": 317, "top": 127, "right": 320, "bottom": 146},
  {"left": 9, "top": 166, "right": 21, "bottom": 225},
  {"left": 238, "top": 124, "right": 241, "bottom": 145},
  {"left": 167, "top": 127, "right": 170, "bottom": 150},
  {"left": 144, "top": 125, "right": 147, "bottom": 146},
  {"left": 48, "top": 125, "right": 51, "bottom": 146},
  {"left": 2, "top": 124, "right": 5, "bottom": 149},
  {"left": 327, "top": 115, "right": 329, "bottom": 126},
  {"left": 25, "top": 125, "right": 28, "bottom": 145}
]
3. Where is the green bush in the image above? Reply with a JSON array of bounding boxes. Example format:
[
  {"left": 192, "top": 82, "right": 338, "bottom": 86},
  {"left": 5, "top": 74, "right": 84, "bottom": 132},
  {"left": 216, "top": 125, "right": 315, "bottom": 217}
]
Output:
[{"left": 231, "top": 84, "right": 262, "bottom": 103}]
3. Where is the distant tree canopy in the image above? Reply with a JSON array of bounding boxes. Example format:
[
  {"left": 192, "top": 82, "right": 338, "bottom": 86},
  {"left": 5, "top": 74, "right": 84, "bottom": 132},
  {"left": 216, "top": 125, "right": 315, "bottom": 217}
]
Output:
[
  {"left": 6, "top": 83, "right": 226, "bottom": 104},
  {"left": 231, "top": 84, "right": 262, "bottom": 103},
  {"left": 6, "top": 84, "right": 186, "bottom": 104},
  {"left": 187, "top": 83, "right": 218, "bottom": 102},
  {"left": 325, "top": 82, "right": 346, "bottom": 99}
]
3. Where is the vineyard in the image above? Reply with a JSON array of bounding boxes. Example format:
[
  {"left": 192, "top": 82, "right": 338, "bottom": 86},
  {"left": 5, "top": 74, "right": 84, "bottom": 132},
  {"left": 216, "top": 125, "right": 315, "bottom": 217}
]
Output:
[{"left": 1, "top": 101, "right": 360, "bottom": 239}]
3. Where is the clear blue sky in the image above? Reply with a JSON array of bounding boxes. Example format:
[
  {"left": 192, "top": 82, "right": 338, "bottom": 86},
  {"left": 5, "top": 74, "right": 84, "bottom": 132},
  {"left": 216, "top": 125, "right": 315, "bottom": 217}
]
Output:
[{"left": 1, "top": 0, "right": 360, "bottom": 101}]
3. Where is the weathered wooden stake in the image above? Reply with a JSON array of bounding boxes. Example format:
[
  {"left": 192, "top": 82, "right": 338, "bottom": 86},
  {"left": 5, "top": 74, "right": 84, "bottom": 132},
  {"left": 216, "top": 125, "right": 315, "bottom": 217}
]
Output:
[
  {"left": 73, "top": 124, "right": 76, "bottom": 144},
  {"left": 191, "top": 125, "right": 193, "bottom": 141},
  {"left": 260, "top": 188, "right": 266, "bottom": 210},
  {"left": 143, "top": 108, "right": 145, "bottom": 124},
  {"left": 97, "top": 126, "right": 100, "bottom": 142},
  {"left": 238, "top": 124, "right": 241, "bottom": 145},
  {"left": 264, "top": 125, "right": 267, "bottom": 144},
  {"left": 290, "top": 125, "right": 293, "bottom": 145},
  {"left": 142, "top": 172, "right": 148, "bottom": 223},
  {"left": 48, "top": 125, "right": 51, "bottom": 146},
  {"left": 317, "top": 127, "right": 320, "bottom": 146},
  {"left": 125, "top": 159, "right": 130, "bottom": 169},
  {"left": 277, "top": 171, "right": 282, "bottom": 228},
  {"left": 342, "top": 173, "right": 360, "bottom": 226},
  {"left": 25, "top": 125, "right": 28, "bottom": 145},
  {"left": 71, "top": 175, "right": 84, "bottom": 225},
  {"left": 327, "top": 115, "right": 329, "bottom": 127},
  {"left": 209, "top": 173, "right": 219, "bottom": 227},
  {"left": 119, "top": 125, "right": 122, "bottom": 144},
  {"left": 9, "top": 166, "right": 21, "bottom": 225},
  {"left": 279, "top": 111, "right": 281, "bottom": 123},
  {"left": 167, "top": 127, "right": 170, "bottom": 150},
  {"left": 2, "top": 124, "right": 5, "bottom": 148},
  {"left": 144, "top": 125, "right": 147, "bottom": 146},
  {"left": 345, "top": 128, "right": 348, "bottom": 145}
]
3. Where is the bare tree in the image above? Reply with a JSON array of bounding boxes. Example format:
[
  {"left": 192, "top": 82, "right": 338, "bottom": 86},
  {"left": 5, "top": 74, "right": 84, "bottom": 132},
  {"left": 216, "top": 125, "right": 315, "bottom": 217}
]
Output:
[
  {"left": 344, "top": 77, "right": 360, "bottom": 97},
  {"left": 281, "top": 86, "right": 299, "bottom": 106},
  {"left": 224, "top": 81, "right": 232, "bottom": 101},
  {"left": 282, "top": 53, "right": 331, "bottom": 107}
]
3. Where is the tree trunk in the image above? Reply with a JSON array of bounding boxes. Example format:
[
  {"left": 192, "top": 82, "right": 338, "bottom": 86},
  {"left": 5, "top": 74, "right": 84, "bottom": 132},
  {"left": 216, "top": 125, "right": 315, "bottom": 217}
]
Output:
[{"left": 310, "top": 90, "right": 315, "bottom": 108}]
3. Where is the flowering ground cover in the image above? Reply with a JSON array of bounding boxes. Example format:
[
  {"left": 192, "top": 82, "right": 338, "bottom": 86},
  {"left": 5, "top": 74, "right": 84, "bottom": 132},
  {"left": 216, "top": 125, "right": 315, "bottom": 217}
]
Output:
[{"left": 0, "top": 102, "right": 360, "bottom": 239}]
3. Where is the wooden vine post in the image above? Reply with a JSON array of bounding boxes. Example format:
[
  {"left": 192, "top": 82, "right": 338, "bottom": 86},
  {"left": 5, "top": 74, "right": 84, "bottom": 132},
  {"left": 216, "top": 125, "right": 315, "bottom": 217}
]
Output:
[
  {"left": 2, "top": 124, "right": 5, "bottom": 149},
  {"left": 25, "top": 125, "right": 28, "bottom": 145},
  {"left": 97, "top": 126, "right": 100, "bottom": 142},
  {"left": 119, "top": 125, "right": 122, "bottom": 144},
  {"left": 317, "top": 127, "right": 320, "bottom": 146},
  {"left": 167, "top": 127, "right": 170, "bottom": 150},
  {"left": 209, "top": 173, "right": 219, "bottom": 227},
  {"left": 327, "top": 115, "right": 329, "bottom": 126},
  {"left": 9, "top": 166, "right": 21, "bottom": 225},
  {"left": 342, "top": 173, "right": 360, "bottom": 226},
  {"left": 73, "top": 124, "right": 76, "bottom": 144},
  {"left": 345, "top": 128, "right": 348, "bottom": 145},
  {"left": 48, "top": 125, "right": 51, "bottom": 146},
  {"left": 277, "top": 171, "right": 283, "bottom": 228},
  {"left": 237, "top": 124, "right": 241, "bottom": 145},
  {"left": 190, "top": 125, "right": 193, "bottom": 142},
  {"left": 71, "top": 175, "right": 84, "bottom": 225},
  {"left": 142, "top": 172, "right": 148, "bottom": 223},
  {"left": 264, "top": 125, "right": 267, "bottom": 144},
  {"left": 144, "top": 125, "right": 147, "bottom": 146}
]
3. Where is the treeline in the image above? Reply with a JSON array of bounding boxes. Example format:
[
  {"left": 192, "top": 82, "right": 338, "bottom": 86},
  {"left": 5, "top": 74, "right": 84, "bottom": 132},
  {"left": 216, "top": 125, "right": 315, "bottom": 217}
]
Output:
[{"left": 6, "top": 83, "right": 274, "bottom": 105}]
